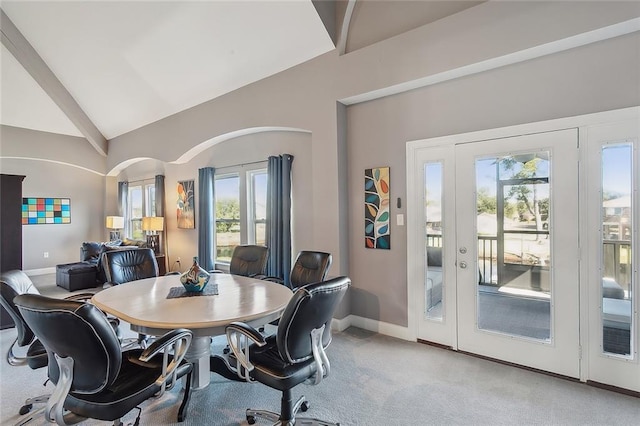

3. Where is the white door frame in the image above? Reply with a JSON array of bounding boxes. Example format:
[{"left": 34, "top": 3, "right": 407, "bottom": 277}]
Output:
[{"left": 406, "top": 106, "right": 640, "bottom": 385}]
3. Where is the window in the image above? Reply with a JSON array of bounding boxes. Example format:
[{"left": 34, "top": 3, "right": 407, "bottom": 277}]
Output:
[
  {"left": 128, "top": 181, "right": 155, "bottom": 240},
  {"left": 215, "top": 167, "right": 267, "bottom": 263},
  {"left": 250, "top": 170, "right": 267, "bottom": 246}
]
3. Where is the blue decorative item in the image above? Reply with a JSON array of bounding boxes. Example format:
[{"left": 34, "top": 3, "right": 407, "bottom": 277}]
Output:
[{"left": 180, "top": 256, "right": 210, "bottom": 292}]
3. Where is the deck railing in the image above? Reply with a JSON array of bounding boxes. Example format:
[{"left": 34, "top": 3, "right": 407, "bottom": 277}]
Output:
[{"left": 426, "top": 235, "right": 630, "bottom": 289}]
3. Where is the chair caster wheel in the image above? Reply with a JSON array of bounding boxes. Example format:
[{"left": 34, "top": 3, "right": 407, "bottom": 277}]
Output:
[
  {"left": 19, "top": 403, "right": 33, "bottom": 415},
  {"left": 247, "top": 415, "right": 256, "bottom": 425},
  {"left": 301, "top": 401, "right": 310, "bottom": 412}
]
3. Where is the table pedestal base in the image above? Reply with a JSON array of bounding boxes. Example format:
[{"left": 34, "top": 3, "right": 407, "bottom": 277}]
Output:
[{"left": 185, "top": 336, "right": 212, "bottom": 390}]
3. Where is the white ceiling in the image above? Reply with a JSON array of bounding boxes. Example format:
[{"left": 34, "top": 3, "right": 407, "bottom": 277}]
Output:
[{"left": 0, "top": 0, "right": 334, "bottom": 140}]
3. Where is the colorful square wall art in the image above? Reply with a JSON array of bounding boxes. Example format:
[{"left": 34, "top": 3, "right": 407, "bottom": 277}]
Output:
[
  {"left": 177, "top": 179, "right": 195, "bottom": 229},
  {"left": 365, "top": 166, "right": 390, "bottom": 249},
  {"left": 22, "top": 197, "right": 71, "bottom": 225}
]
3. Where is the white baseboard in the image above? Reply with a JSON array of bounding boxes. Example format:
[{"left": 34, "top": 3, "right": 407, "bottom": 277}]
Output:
[
  {"left": 24, "top": 267, "right": 56, "bottom": 276},
  {"left": 332, "top": 314, "right": 413, "bottom": 341}
]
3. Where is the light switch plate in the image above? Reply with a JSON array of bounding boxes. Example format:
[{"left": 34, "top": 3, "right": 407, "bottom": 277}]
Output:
[{"left": 396, "top": 214, "right": 404, "bottom": 226}]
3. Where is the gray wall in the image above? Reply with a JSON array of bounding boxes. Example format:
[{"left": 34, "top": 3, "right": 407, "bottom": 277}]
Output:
[
  {"left": 347, "top": 31, "right": 640, "bottom": 326},
  {"left": 0, "top": 127, "right": 107, "bottom": 269}
]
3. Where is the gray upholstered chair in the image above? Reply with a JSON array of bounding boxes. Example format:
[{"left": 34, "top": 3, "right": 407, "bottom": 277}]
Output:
[
  {"left": 15, "top": 293, "right": 193, "bottom": 426},
  {"left": 226, "top": 276, "right": 350, "bottom": 425}
]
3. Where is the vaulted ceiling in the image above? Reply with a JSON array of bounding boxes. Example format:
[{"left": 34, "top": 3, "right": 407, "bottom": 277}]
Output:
[{"left": 1, "top": 0, "right": 482, "bottom": 156}]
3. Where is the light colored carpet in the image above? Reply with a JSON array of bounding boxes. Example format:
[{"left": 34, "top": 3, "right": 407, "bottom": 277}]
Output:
[{"left": 1, "top": 274, "right": 638, "bottom": 425}]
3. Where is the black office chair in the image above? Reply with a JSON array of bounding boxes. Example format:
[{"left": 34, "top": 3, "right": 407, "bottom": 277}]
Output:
[
  {"left": 101, "top": 248, "right": 164, "bottom": 347},
  {"left": 263, "top": 250, "right": 332, "bottom": 291},
  {"left": 0, "top": 270, "right": 119, "bottom": 423},
  {"left": 101, "top": 248, "right": 159, "bottom": 286},
  {"left": 226, "top": 276, "right": 350, "bottom": 426},
  {"left": 213, "top": 245, "right": 268, "bottom": 354},
  {"left": 211, "top": 245, "right": 269, "bottom": 277},
  {"left": 231, "top": 245, "right": 269, "bottom": 277},
  {"left": 0, "top": 270, "right": 50, "bottom": 421},
  {"left": 15, "top": 293, "right": 193, "bottom": 426},
  {"left": 259, "top": 250, "right": 332, "bottom": 333}
]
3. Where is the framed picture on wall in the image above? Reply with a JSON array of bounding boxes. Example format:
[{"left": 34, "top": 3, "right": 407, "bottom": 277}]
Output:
[
  {"left": 177, "top": 179, "right": 195, "bottom": 229},
  {"left": 22, "top": 197, "right": 71, "bottom": 224},
  {"left": 365, "top": 166, "right": 390, "bottom": 249}
]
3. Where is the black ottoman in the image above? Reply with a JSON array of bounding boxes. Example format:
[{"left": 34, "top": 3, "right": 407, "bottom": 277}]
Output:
[{"left": 56, "top": 262, "right": 98, "bottom": 291}]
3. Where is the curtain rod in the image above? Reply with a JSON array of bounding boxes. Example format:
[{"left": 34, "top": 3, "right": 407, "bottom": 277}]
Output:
[
  {"left": 213, "top": 159, "right": 268, "bottom": 171},
  {"left": 127, "top": 159, "right": 269, "bottom": 183}
]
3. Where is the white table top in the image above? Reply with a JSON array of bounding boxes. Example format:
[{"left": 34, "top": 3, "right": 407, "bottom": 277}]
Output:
[{"left": 91, "top": 273, "right": 293, "bottom": 337}]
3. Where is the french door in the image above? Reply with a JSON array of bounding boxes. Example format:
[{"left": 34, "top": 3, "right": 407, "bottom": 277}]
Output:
[{"left": 410, "top": 129, "right": 581, "bottom": 378}]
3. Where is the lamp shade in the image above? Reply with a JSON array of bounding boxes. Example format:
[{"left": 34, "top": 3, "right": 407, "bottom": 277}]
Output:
[
  {"left": 142, "top": 216, "right": 164, "bottom": 232},
  {"left": 105, "top": 216, "right": 124, "bottom": 229}
]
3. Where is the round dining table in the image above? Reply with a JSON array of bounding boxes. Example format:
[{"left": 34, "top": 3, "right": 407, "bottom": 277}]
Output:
[{"left": 91, "top": 273, "right": 293, "bottom": 389}]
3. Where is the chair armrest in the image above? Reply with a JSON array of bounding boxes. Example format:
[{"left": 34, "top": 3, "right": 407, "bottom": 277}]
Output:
[
  {"left": 225, "top": 322, "right": 267, "bottom": 381},
  {"left": 165, "top": 271, "right": 180, "bottom": 276},
  {"left": 309, "top": 324, "right": 330, "bottom": 386},
  {"left": 139, "top": 328, "right": 193, "bottom": 395},
  {"left": 260, "top": 276, "right": 284, "bottom": 284},
  {"left": 63, "top": 293, "right": 96, "bottom": 302},
  {"left": 140, "top": 328, "right": 192, "bottom": 361},
  {"left": 62, "top": 294, "right": 121, "bottom": 335}
]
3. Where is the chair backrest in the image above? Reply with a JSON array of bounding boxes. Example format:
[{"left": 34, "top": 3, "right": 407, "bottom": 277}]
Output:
[
  {"left": 15, "top": 293, "right": 122, "bottom": 393},
  {"left": 102, "top": 248, "right": 159, "bottom": 285},
  {"left": 276, "top": 276, "right": 350, "bottom": 363},
  {"left": 289, "top": 251, "right": 332, "bottom": 290},
  {"left": 0, "top": 270, "right": 41, "bottom": 346},
  {"left": 229, "top": 245, "right": 269, "bottom": 277}
]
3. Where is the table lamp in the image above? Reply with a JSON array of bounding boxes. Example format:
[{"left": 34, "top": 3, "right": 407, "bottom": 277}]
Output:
[
  {"left": 105, "top": 216, "right": 124, "bottom": 241},
  {"left": 142, "top": 216, "right": 164, "bottom": 254}
]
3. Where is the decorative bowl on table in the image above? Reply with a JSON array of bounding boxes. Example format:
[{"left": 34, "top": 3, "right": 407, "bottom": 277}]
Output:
[{"left": 179, "top": 256, "right": 210, "bottom": 292}]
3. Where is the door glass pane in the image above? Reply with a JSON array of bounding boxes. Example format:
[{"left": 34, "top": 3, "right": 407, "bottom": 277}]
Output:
[
  {"left": 425, "top": 162, "right": 443, "bottom": 320},
  {"left": 601, "top": 143, "right": 633, "bottom": 357},
  {"left": 475, "top": 152, "right": 551, "bottom": 341}
]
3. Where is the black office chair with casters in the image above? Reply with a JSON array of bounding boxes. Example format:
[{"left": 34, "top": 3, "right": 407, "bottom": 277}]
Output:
[
  {"left": 101, "top": 248, "right": 159, "bottom": 286},
  {"left": 0, "top": 270, "right": 119, "bottom": 423},
  {"left": 263, "top": 250, "right": 332, "bottom": 291},
  {"left": 0, "top": 270, "right": 50, "bottom": 420},
  {"left": 213, "top": 245, "right": 269, "bottom": 354},
  {"left": 15, "top": 293, "right": 194, "bottom": 426},
  {"left": 102, "top": 248, "right": 161, "bottom": 347},
  {"left": 289, "top": 251, "right": 332, "bottom": 291},
  {"left": 211, "top": 245, "right": 269, "bottom": 277},
  {"left": 230, "top": 245, "right": 269, "bottom": 277},
  {"left": 260, "top": 251, "right": 332, "bottom": 333},
  {"left": 226, "top": 276, "right": 350, "bottom": 426}
]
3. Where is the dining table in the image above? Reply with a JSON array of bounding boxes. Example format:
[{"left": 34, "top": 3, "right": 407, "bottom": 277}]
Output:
[{"left": 91, "top": 273, "right": 293, "bottom": 389}]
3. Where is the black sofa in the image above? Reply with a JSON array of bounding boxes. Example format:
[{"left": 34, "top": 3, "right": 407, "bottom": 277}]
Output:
[
  {"left": 55, "top": 239, "right": 149, "bottom": 291},
  {"left": 80, "top": 239, "right": 148, "bottom": 284}
]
